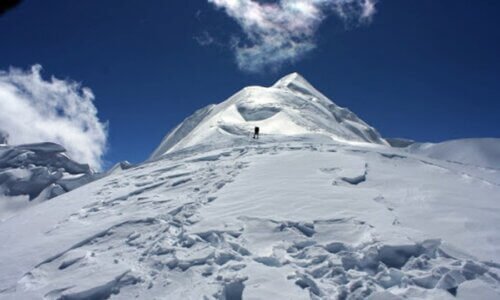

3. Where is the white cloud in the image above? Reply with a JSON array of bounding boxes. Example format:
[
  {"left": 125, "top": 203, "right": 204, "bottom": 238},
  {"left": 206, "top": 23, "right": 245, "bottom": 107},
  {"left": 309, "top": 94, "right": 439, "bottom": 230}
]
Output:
[
  {"left": 207, "top": 0, "right": 377, "bottom": 72},
  {"left": 0, "top": 65, "right": 107, "bottom": 170}
]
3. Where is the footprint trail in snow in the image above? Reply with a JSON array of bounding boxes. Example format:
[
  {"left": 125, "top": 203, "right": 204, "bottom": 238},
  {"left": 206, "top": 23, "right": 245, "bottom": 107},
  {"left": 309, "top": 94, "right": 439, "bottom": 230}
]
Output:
[{"left": 1, "top": 142, "right": 499, "bottom": 299}]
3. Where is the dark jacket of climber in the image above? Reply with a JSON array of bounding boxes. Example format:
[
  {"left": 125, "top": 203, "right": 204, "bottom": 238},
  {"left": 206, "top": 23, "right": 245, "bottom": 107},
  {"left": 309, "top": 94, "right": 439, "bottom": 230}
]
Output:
[{"left": 253, "top": 126, "right": 260, "bottom": 139}]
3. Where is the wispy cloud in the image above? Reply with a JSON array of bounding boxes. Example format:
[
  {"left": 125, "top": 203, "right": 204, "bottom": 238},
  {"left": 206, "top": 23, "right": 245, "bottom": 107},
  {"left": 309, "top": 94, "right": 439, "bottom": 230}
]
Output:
[
  {"left": 207, "top": 0, "right": 377, "bottom": 72},
  {"left": 0, "top": 65, "right": 107, "bottom": 170},
  {"left": 194, "top": 30, "right": 216, "bottom": 46}
]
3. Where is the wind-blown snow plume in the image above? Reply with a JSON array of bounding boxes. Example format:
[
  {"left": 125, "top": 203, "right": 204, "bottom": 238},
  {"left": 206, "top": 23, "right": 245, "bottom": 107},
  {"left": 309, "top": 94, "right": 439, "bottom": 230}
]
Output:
[
  {"left": 207, "top": 0, "right": 376, "bottom": 72},
  {"left": 0, "top": 65, "right": 107, "bottom": 170}
]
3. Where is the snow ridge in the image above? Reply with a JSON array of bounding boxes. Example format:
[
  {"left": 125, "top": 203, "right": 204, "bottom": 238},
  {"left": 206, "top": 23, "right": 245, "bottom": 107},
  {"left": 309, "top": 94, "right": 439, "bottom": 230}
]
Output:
[{"left": 408, "top": 138, "right": 500, "bottom": 170}]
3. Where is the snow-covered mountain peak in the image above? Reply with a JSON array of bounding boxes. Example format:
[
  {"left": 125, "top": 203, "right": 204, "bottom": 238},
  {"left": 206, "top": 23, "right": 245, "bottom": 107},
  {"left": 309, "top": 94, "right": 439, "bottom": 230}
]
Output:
[
  {"left": 150, "top": 73, "right": 387, "bottom": 159},
  {"left": 272, "top": 72, "right": 307, "bottom": 87},
  {"left": 272, "top": 72, "right": 320, "bottom": 95}
]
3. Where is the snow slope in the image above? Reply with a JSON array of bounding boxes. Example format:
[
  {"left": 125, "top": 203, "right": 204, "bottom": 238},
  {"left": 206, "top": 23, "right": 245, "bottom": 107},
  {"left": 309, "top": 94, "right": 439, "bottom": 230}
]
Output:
[
  {"left": 150, "top": 73, "right": 387, "bottom": 160},
  {"left": 0, "top": 138, "right": 499, "bottom": 299},
  {"left": 407, "top": 138, "right": 500, "bottom": 170},
  {"left": 0, "top": 74, "right": 499, "bottom": 299}
]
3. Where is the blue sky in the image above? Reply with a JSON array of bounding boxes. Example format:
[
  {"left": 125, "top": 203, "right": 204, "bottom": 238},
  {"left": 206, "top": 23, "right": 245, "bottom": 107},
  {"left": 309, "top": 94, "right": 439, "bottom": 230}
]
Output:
[{"left": 0, "top": 0, "right": 499, "bottom": 168}]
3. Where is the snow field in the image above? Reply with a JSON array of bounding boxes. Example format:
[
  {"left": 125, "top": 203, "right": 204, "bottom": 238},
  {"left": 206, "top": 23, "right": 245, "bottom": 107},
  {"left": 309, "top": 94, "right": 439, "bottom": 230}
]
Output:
[{"left": 0, "top": 140, "right": 499, "bottom": 299}]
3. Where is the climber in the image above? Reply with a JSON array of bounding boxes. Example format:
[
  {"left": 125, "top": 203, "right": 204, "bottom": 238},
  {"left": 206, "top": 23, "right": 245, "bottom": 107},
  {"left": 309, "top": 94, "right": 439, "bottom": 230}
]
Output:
[{"left": 253, "top": 126, "right": 260, "bottom": 139}]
